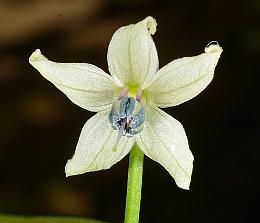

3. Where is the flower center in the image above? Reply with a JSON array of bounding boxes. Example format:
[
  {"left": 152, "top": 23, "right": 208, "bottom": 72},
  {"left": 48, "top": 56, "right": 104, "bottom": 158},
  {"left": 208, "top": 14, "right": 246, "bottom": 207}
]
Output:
[{"left": 109, "top": 88, "right": 145, "bottom": 138}]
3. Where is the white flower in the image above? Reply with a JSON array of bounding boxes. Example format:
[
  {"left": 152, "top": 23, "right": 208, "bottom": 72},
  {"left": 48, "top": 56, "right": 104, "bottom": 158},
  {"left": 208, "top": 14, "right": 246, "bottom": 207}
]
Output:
[{"left": 29, "top": 17, "right": 222, "bottom": 189}]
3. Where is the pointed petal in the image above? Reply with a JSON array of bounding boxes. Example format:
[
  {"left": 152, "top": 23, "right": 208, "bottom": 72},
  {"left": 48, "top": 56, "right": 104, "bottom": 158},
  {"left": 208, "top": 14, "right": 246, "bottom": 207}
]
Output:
[
  {"left": 136, "top": 106, "right": 193, "bottom": 189},
  {"left": 29, "top": 49, "right": 119, "bottom": 112},
  {"left": 65, "top": 109, "right": 135, "bottom": 176},
  {"left": 107, "top": 16, "right": 159, "bottom": 86},
  {"left": 146, "top": 43, "right": 223, "bottom": 108}
]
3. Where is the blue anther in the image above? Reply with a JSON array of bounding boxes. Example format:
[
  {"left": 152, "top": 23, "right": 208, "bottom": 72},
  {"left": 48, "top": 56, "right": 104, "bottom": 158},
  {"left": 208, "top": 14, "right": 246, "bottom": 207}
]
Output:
[{"left": 109, "top": 96, "right": 145, "bottom": 137}]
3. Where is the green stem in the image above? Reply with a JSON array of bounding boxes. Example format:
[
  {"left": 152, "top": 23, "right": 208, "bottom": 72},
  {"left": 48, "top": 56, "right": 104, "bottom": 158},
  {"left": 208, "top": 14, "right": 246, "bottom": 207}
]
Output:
[{"left": 124, "top": 144, "right": 144, "bottom": 223}]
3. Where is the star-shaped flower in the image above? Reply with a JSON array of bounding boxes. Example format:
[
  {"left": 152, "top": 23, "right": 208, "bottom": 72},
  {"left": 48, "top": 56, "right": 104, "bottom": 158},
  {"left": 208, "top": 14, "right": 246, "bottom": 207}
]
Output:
[{"left": 29, "top": 17, "right": 222, "bottom": 189}]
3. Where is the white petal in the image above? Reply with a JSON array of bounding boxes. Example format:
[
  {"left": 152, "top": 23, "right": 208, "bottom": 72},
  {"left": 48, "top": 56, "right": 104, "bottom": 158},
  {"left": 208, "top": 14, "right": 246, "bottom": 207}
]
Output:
[
  {"left": 146, "top": 43, "right": 223, "bottom": 108},
  {"left": 29, "top": 49, "right": 119, "bottom": 112},
  {"left": 65, "top": 109, "right": 135, "bottom": 176},
  {"left": 107, "top": 16, "right": 159, "bottom": 87},
  {"left": 136, "top": 106, "right": 193, "bottom": 189}
]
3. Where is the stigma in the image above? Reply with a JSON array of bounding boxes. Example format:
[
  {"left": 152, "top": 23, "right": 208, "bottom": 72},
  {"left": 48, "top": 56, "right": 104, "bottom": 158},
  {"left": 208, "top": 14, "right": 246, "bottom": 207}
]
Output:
[{"left": 109, "top": 88, "right": 145, "bottom": 137}]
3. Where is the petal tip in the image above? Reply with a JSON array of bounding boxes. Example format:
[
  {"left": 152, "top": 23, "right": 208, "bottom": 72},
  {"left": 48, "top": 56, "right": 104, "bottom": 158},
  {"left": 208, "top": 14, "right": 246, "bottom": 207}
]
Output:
[
  {"left": 65, "top": 159, "right": 88, "bottom": 177},
  {"left": 204, "top": 41, "right": 223, "bottom": 53},
  {"left": 144, "top": 16, "right": 157, "bottom": 35},
  {"left": 64, "top": 159, "right": 74, "bottom": 177},
  {"left": 29, "top": 49, "right": 43, "bottom": 64},
  {"left": 179, "top": 184, "right": 190, "bottom": 190},
  {"left": 177, "top": 180, "right": 191, "bottom": 190}
]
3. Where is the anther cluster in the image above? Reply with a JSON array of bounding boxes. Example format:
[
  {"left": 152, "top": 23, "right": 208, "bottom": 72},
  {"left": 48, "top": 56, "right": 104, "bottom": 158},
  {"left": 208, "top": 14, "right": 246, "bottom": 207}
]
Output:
[{"left": 109, "top": 96, "right": 145, "bottom": 137}]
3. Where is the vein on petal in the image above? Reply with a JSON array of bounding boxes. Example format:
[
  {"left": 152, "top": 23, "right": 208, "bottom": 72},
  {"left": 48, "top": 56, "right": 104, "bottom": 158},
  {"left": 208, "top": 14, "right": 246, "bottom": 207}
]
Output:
[
  {"left": 67, "top": 65, "right": 113, "bottom": 83},
  {"left": 109, "top": 136, "right": 131, "bottom": 166},
  {"left": 145, "top": 108, "right": 192, "bottom": 179},
  {"left": 155, "top": 74, "right": 210, "bottom": 95},
  {"left": 149, "top": 58, "right": 196, "bottom": 84},
  {"left": 88, "top": 129, "right": 114, "bottom": 170}
]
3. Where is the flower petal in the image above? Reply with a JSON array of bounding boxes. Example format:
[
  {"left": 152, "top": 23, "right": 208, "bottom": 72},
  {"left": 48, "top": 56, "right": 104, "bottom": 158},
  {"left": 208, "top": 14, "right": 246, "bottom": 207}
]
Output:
[
  {"left": 136, "top": 106, "right": 193, "bottom": 189},
  {"left": 146, "top": 43, "right": 223, "bottom": 108},
  {"left": 65, "top": 109, "right": 135, "bottom": 176},
  {"left": 107, "top": 16, "right": 159, "bottom": 87},
  {"left": 29, "top": 49, "right": 119, "bottom": 112}
]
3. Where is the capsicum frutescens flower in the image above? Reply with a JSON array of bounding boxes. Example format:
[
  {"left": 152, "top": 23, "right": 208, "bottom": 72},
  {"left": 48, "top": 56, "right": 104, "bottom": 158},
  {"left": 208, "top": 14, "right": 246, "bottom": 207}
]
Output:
[{"left": 29, "top": 17, "right": 222, "bottom": 189}]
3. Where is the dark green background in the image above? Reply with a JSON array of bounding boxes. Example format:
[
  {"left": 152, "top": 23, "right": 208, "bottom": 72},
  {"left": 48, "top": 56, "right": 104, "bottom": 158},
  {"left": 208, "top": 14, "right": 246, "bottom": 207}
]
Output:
[{"left": 0, "top": 0, "right": 259, "bottom": 222}]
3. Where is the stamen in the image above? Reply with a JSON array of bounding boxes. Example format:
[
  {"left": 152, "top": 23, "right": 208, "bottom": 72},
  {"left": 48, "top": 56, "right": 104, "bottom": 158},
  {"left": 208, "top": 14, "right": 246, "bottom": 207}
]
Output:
[
  {"left": 112, "top": 132, "right": 121, "bottom": 152},
  {"left": 136, "top": 87, "right": 142, "bottom": 102},
  {"left": 112, "top": 118, "right": 126, "bottom": 152},
  {"left": 118, "top": 87, "right": 128, "bottom": 99},
  {"left": 109, "top": 89, "right": 145, "bottom": 138}
]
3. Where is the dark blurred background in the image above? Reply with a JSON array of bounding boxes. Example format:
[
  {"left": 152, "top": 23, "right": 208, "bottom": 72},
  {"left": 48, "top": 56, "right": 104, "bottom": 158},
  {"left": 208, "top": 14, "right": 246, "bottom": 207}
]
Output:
[{"left": 0, "top": 0, "right": 259, "bottom": 222}]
